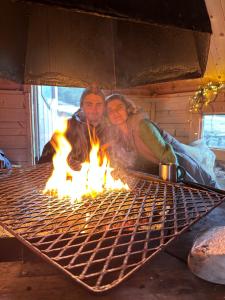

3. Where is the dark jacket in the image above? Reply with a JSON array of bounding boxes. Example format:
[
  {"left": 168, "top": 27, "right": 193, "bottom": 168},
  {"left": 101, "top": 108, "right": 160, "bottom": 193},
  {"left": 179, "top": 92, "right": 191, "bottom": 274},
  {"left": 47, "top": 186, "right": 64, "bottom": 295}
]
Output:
[{"left": 38, "top": 110, "right": 107, "bottom": 164}]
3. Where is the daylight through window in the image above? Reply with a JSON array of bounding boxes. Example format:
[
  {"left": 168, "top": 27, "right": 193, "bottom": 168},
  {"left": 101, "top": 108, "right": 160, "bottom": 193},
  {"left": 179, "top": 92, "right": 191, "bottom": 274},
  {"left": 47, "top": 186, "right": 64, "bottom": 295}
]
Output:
[
  {"left": 202, "top": 114, "right": 225, "bottom": 149},
  {"left": 32, "top": 85, "right": 84, "bottom": 162}
]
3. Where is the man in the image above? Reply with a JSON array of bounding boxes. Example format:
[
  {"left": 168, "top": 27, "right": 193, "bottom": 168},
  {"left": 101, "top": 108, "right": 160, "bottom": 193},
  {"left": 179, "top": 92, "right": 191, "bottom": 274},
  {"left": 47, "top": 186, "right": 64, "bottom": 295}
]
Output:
[{"left": 38, "top": 86, "right": 106, "bottom": 164}]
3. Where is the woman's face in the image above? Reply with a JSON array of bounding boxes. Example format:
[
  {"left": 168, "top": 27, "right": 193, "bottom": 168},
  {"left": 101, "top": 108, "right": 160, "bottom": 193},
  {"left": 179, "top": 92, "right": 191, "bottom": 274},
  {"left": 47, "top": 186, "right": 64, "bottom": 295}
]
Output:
[{"left": 107, "top": 99, "right": 128, "bottom": 126}]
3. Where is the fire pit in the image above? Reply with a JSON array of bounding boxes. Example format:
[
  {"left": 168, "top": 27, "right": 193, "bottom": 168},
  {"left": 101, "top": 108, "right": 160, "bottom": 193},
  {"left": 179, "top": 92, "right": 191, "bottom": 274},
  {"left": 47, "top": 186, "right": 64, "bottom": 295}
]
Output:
[{"left": 0, "top": 163, "right": 224, "bottom": 292}]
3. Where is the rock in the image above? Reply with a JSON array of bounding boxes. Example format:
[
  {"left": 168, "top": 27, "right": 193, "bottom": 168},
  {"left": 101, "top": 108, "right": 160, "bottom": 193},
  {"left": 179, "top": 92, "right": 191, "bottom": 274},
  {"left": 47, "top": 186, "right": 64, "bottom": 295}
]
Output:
[{"left": 188, "top": 226, "right": 225, "bottom": 284}]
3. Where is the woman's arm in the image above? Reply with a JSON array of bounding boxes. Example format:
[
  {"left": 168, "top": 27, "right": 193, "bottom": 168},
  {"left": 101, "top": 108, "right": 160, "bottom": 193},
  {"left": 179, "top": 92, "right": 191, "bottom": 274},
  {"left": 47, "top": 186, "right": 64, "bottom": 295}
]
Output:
[{"left": 139, "top": 119, "right": 177, "bottom": 164}]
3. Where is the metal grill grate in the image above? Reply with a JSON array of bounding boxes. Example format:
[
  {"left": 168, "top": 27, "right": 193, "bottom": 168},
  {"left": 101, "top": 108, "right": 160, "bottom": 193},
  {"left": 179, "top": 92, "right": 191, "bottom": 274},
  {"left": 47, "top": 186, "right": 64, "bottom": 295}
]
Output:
[{"left": 0, "top": 164, "right": 224, "bottom": 292}]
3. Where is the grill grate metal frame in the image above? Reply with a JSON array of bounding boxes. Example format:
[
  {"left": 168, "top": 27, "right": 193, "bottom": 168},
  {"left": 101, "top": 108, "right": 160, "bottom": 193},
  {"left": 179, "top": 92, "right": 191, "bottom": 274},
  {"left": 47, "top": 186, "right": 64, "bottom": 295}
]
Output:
[{"left": 0, "top": 164, "right": 224, "bottom": 292}]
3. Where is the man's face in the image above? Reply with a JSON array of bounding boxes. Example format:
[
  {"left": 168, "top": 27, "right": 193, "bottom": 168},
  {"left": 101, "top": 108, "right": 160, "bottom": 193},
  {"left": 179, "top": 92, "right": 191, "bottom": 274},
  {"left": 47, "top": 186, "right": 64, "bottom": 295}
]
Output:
[{"left": 82, "top": 93, "right": 105, "bottom": 126}]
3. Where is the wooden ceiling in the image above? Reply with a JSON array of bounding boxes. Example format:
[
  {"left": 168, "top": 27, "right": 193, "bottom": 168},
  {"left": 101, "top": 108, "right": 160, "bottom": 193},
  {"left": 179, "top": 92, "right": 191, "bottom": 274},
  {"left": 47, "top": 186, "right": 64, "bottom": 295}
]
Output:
[{"left": 204, "top": 0, "right": 225, "bottom": 81}]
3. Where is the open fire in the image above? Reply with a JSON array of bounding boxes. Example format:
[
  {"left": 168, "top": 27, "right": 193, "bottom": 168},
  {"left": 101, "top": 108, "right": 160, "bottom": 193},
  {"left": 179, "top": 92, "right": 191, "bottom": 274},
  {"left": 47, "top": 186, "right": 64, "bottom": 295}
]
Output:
[{"left": 43, "top": 119, "right": 129, "bottom": 203}]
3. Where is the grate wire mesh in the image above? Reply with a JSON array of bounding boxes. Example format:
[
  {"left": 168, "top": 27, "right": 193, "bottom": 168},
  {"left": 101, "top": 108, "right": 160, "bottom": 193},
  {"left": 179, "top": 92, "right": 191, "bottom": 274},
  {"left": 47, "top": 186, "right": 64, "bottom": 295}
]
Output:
[{"left": 0, "top": 163, "right": 224, "bottom": 292}]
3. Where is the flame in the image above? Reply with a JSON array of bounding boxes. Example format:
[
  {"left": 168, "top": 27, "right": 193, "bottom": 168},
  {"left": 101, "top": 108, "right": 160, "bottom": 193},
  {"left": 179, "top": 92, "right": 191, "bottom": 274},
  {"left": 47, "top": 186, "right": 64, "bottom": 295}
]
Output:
[{"left": 44, "top": 119, "right": 129, "bottom": 203}]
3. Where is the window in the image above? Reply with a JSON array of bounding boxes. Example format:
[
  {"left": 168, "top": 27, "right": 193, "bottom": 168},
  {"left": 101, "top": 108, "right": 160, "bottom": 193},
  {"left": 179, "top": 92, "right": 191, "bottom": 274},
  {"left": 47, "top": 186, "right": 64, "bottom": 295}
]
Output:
[
  {"left": 202, "top": 114, "right": 225, "bottom": 149},
  {"left": 32, "top": 85, "right": 84, "bottom": 162},
  {"left": 57, "top": 86, "right": 83, "bottom": 118}
]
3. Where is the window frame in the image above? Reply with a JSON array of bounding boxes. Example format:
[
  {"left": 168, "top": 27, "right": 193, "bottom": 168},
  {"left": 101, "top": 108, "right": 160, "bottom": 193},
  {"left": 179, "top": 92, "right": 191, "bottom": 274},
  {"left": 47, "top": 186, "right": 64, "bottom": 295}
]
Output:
[
  {"left": 201, "top": 113, "right": 225, "bottom": 150},
  {"left": 31, "top": 85, "right": 83, "bottom": 163},
  {"left": 201, "top": 112, "right": 225, "bottom": 161}
]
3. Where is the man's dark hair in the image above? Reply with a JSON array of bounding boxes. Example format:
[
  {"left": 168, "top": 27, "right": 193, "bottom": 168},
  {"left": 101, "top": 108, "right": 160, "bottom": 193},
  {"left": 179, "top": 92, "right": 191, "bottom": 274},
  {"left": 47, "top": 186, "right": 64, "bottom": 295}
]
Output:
[{"left": 80, "top": 85, "right": 105, "bottom": 107}]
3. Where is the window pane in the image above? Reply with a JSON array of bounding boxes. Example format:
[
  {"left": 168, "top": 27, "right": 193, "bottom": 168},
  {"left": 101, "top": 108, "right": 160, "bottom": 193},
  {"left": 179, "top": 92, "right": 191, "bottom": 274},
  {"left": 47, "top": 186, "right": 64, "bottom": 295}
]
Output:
[
  {"left": 202, "top": 115, "right": 225, "bottom": 149},
  {"left": 33, "top": 85, "right": 85, "bottom": 161},
  {"left": 58, "top": 87, "right": 84, "bottom": 118}
]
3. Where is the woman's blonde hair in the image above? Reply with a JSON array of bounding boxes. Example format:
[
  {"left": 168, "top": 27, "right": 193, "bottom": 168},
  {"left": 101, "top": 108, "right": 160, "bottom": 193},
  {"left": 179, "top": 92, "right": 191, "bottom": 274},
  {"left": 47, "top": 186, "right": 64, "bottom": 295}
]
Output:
[{"left": 105, "top": 94, "right": 141, "bottom": 115}]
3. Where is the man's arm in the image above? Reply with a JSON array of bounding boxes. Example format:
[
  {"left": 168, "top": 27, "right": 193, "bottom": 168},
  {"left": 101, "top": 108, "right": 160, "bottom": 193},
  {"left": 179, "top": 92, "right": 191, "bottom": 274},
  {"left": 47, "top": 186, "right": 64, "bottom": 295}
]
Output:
[{"left": 38, "top": 141, "right": 55, "bottom": 164}]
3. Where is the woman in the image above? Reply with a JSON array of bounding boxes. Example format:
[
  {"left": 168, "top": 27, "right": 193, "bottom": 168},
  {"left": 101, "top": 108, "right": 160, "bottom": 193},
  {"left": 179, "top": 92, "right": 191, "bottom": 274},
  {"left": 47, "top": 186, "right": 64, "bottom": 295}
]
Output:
[{"left": 106, "top": 94, "right": 218, "bottom": 188}]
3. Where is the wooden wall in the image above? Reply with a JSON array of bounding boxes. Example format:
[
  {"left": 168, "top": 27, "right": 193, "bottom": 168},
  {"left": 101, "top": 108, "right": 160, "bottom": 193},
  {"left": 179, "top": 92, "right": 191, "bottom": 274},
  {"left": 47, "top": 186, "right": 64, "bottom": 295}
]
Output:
[
  {"left": 125, "top": 80, "right": 225, "bottom": 164},
  {"left": 0, "top": 81, "right": 32, "bottom": 166},
  {"left": 125, "top": 91, "right": 191, "bottom": 144},
  {"left": 121, "top": 81, "right": 200, "bottom": 145},
  {"left": 126, "top": 81, "right": 225, "bottom": 161}
]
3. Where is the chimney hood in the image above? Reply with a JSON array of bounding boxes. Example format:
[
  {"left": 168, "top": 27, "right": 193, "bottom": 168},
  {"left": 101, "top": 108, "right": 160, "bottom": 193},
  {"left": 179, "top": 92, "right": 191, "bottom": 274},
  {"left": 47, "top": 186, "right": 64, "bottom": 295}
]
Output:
[{"left": 1, "top": 0, "right": 212, "bottom": 88}]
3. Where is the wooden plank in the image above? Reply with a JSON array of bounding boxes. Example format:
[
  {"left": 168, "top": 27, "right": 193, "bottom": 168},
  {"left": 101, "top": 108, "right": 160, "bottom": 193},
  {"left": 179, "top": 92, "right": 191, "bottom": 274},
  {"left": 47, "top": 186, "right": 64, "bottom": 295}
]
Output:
[
  {"left": 156, "top": 111, "right": 190, "bottom": 124},
  {"left": 158, "top": 125, "right": 190, "bottom": 143},
  {"left": 159, "top": 123, "right": 189, "bottom": 130},
  {"left": 0, "top": 79, "right": 23, "bottom": 91},
  {"left": 216, "top": 91, "right": 225, "bottom": 102},
  {"left": 0, "top": 109, "right": 26, "bottom": 122},
  {"left": 153, "top": 91, "right": 193, "bottom": 99},
  {"left": 156, "top": 99, "right": 190, "bottom": 111},
  {"left": 150, "top": 102, "right": 156, "bottom": 122},
  {"left": 0, "top": 93, "right": 26, "bottom": 109},
  {"left": 0, "top": 121, "right": 27, "bottom": 129},
  {"left": 145, "top": 78, "right": 203, "bottom": 96},
  {"left": 203, "top": 102, "right": 225, "bottom": 113},
  {"left": 205, "top": 49, "right": 219, "bottom": 79},
  {"left": 1, "top": 149, "right": 27, "bottom": 162},
  {"left": 125, "top": 96, "right": 156, "bottom": 120},
  {"left": 0, "top": 136, "right": 27, "bottom": 148},
  {"left": 175, "top": 128, "right": 189, "bottom": 137},
  {"left": 205, "top": 0, "right": 225, "bottom": 38},
  {"left": 162, "top": 127, "right": 176, "bottom": 136},
  {"left": 136, "top": 100, "right": 151, "bottom": 109},
  {"left": 207, "top": 37, "right": 222, "bottom": 79},
  {"left": 0, "top": 128, "right": 27, "bottom": 135},
  {"left": 0, "top": 90, "right": 24, "bottom": 95},
  {"left": 127, "top": 97, "right": 154, "bottom": 109},
  {"left": 129, "top": 96, "right": 155, "bottom": 101},
  {"left": 211, "top": 36, "right": 225, "bottom": 79},
  {"left": 156, "top": 110, "right": 190, "bottom": 118}
]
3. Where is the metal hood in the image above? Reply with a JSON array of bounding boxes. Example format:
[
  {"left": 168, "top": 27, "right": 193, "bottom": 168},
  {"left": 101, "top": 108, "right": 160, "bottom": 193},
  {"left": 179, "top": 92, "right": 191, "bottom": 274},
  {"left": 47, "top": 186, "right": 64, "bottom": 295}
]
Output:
[{"left": 1, "top": 0, "right": 212, "bottom": 88}]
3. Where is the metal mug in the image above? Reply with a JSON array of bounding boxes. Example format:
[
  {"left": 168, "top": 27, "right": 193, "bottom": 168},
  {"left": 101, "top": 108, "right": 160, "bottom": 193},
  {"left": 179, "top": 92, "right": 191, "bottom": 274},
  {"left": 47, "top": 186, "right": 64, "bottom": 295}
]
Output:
[{"left": 159, "top": 163, "right": 186, "bottom": 182}]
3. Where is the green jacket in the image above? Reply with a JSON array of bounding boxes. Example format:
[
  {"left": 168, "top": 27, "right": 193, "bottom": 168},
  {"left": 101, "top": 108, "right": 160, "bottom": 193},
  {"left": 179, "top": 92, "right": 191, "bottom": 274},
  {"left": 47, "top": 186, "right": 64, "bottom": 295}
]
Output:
[
  {"left": 108, "top": 112, "right": 177, "bottom": 173},
  {"left": 130, "top": 114, "right": 177, "bottom": 164}
]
